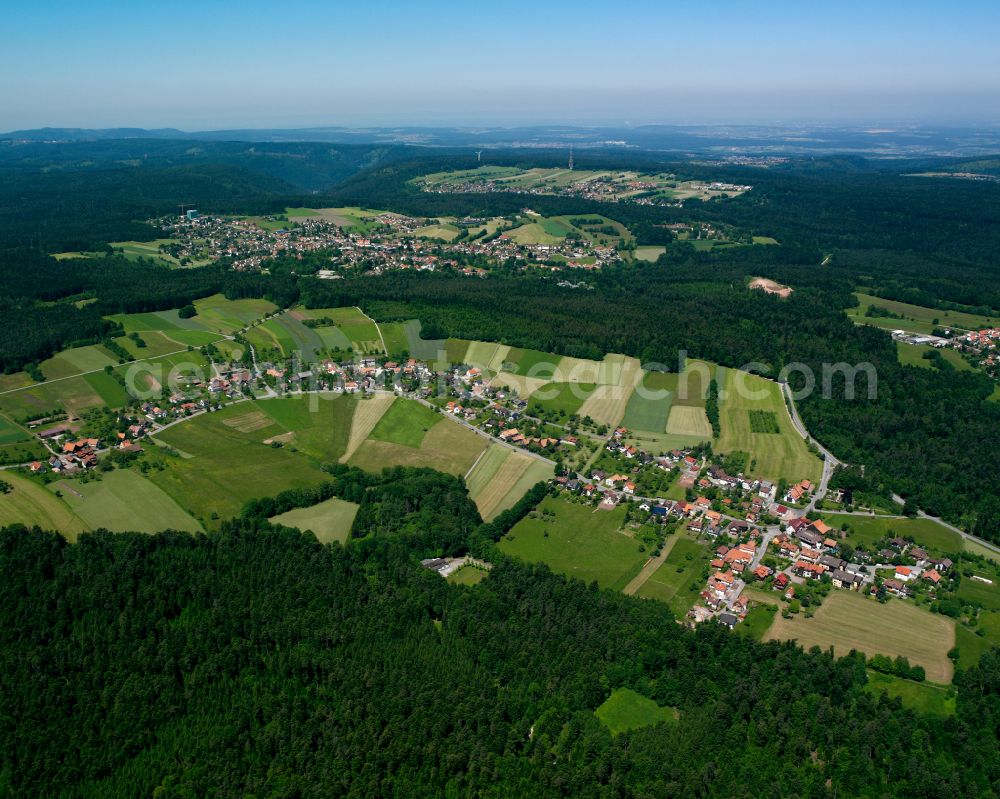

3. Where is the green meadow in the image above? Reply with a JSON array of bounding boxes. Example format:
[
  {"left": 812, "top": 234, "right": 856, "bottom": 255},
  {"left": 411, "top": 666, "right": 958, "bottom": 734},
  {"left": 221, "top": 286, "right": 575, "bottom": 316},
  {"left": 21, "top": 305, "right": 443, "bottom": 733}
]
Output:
[{"left": 595, "top": 687, "right": 678, "bottom": 735}]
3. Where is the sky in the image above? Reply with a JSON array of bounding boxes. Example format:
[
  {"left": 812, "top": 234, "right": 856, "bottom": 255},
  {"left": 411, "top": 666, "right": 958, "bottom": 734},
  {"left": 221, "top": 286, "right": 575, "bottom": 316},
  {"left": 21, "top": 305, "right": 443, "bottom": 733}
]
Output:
[{"left": 2, "top": 0, "right": 1000, "bottom": 130}]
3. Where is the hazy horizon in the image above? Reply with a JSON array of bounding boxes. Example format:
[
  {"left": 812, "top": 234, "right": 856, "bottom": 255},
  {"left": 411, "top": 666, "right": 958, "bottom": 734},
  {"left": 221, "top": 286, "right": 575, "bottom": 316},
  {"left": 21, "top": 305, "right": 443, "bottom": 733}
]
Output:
[{"left": 3, "top": 0, "right": 1000, "bottom": 131}]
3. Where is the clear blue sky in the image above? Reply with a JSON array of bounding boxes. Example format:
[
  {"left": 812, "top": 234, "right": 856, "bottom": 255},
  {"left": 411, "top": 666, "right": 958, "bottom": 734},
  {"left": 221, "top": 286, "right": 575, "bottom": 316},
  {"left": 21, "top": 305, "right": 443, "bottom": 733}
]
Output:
[{"left": 2, "top": 0, "right": 999, "bottom": 130}]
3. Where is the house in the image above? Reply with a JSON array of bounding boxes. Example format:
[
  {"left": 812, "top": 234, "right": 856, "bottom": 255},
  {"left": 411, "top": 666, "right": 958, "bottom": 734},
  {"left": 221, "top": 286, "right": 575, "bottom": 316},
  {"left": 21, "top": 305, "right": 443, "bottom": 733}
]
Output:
[
  {"left": 29, "top": 461, "right": 45, "bottom": 473},
  {"left": 882, "top": 578, "right": 909, "bottom": 597},
  {"left": 753, "top": 565, "right": 772, "bottom": 581},
  {"left": 819, "top": 554, "right": 846, "bottom": 571},
  {"left": 795, "top": 528, "right": 825, "bottom": 549},
  {"left": 773, "top": 573, "right": 790, "bottom": 591},
  {"left": 928, "top": 557, "right": 953, "bottom": 573},
  {"left": 792, "top": 561, "right": 827, "bottom": 579},
  {"left": 831, "top": 569, "right": 862, "bottom": 590},
  {"left": 895, "top": 565, "right": 914, "bottom": 582},
  {"left": 718, "top": 612, "right": 738, "bottom": 629},
  {"left": 923, "top": 569, "right": 942, "bottom": 585}
]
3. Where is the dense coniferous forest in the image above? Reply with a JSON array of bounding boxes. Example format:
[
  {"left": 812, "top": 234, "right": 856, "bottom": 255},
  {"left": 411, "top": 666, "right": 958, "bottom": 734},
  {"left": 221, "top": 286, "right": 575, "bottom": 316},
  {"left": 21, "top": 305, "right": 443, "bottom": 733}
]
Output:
[{"left": 2, "top": 522, "right": 999, "bottom": 798}]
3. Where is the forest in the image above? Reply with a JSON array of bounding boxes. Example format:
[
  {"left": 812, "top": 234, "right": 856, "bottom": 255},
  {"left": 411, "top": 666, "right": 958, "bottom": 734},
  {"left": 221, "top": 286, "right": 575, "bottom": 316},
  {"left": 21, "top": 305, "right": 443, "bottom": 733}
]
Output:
[{"left": 1, "top": 519, "right": 998, "bottom": 798}]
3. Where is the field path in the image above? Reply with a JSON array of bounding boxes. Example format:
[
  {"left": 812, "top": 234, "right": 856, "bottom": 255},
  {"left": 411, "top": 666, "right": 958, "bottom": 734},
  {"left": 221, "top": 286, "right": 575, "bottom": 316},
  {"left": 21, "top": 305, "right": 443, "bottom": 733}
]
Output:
[
  {"left": 622, "top": 533, "right": 680, "bottom": 596},
  {"left": 355, "top": 307, "right": 387, "bottom": 354}
]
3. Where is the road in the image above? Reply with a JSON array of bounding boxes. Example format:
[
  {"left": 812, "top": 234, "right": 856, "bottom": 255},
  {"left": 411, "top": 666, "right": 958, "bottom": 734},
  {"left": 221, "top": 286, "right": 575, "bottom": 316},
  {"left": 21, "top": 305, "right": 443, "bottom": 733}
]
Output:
[
  {"left": 891, "top": 493, "right": 1000, "bottom": 556},
  {"left": 780, "top": 381, "right": 840, "bottom": 516}
]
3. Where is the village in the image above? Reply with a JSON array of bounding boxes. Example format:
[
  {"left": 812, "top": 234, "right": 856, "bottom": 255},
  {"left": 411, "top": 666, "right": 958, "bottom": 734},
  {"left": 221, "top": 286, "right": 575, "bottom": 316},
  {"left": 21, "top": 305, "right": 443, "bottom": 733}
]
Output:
[{"left": 155, "top": 209, "right": 627, "bottom": 276}]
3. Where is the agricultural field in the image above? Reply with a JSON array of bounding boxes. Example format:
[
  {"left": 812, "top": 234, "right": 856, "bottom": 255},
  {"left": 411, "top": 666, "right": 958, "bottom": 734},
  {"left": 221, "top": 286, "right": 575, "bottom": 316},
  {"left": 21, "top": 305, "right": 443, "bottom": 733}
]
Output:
[
  {"left": 109, "top": 238, "right": 212, "bottom": 268},
  {"left": 411, "top": 220, "right": 461, "bottom": 241},
  {"left": 415, "top": 166, "right": 747, "bottom": 204},
  {"left": 665, "top": 406, "right": 713, "bottom": 439},
  {"left": 819, "top": 515, "right": 965, "bottom": 556},
  {"left": 500, "top": 496, "right": 646, "bottom": 591},
  {"left": 251, "top": 313, "right": 325, "bottom": 361},
  {"left": 296, "top": 307, "right": 384, "bottom": 354},
  {"left": 527, "top": 382, "right": 595, "bottom": 417},
  {"left": 368, "top": 398, "right": 441, "bottom": 447},
  {"left": 864, "top": 671, "right": 956, "bottom": 717},
  {"left": 341, "top": 393, "right": 395, "bottom": 462},
  {"left": 576, "top": 355, "right": 641, "bottom": 428},
  {"left": 50, "top": 469, "right": 203, "bottom": 534},
  {"left": 636, "top": 537, "right": 711, "bottom": 618},
  {"left": 595, "top": 688, "right": 678, "bottom": 735},
  {"left": 348, "top": 399, "right": 487, "bottom": 477},
  {"left": 402, "top": 320, "right": 445, "bottom": 361},
  {"left": 465, "top": 446, "right": 553, "bottom": 521},
  {"left": 286, "top": 206, "right": 388, "bottom": 233},
  {"left": 39, "top": 344, "right": 119, "bottom": 379},
  {"left": 0, "top": 415, "right": 31, "bottom": 445},
  {"left": 0, "top": 373, "right": 119, "bottom": 419},
  {"left": 444, "top": 338, "right": 472, "bottom": 365},
  {"left": 490, "top": 372, "right": 549, "bottom": 398},
  {"left": 268, "top": 496, "right": 359, "bottom": 544},
  {"left": 502, "top": 347, "right": 563, "bottom": 379},
  {"left": 0, "top": 472, "right": 88, "bottom": 539},
  {"left": 847, "top": 292, "right": 996, "bottom": 335},
  {"left": 378, "top": 322, "right": 412, "bottom": 358},
  {"left": 150, "top": 396, "right": 353, "bottom": 523},
  {"left": 190, "top": 295, "right": 278, "bottom": 334},
  {"left": 764, "top": 591, "right": 955, "bottom": 684},
  {"left": 621, "top": 372, "right": 674, "bottom": 432},
  {"left": 716, "top": 371, "right": 821, "bottom": 483},
  {"left": 464, "top": 340, "right": 508, "bottom": 371}
]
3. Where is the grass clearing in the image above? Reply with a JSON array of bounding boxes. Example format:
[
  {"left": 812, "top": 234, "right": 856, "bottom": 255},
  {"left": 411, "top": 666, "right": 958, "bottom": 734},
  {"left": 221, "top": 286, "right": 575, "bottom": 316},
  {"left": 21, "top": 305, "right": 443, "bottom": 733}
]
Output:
[
  {"left": 500, "top": 496, "right": 645, "bottom": 591},
  {"left": 51, "top": 469, "right": 202, "bottom": 534},
  {"left": 736, "top": 603, "right": 779, "bottom": 640},
  {"left": 764, "top": 591, "right": 955, "bottom": 684},
  {"left": 269, "top": 496, "right": 359, "bottom": 544},
  {"left": 595, "top": 688, "right": 678, "bottom": 735},
  {"left": 447, "top": 566, "right": 489, "bottom": 586},
  {"left": 634, "top": 246, "right": 666, "bottom": 262},
  {"left": 864, "top": 671, "right": 956, "bottom": 716},
  {"left": 636, "top": 537, "right": 711, "bottom": 618}
]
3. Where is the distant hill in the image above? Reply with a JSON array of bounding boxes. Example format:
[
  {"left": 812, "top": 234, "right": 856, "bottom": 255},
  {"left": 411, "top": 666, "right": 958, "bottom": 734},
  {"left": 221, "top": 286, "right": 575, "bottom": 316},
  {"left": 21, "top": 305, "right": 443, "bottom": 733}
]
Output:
[{"left": 5, "top": 123, "right": 1000, "bottom": 156}]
